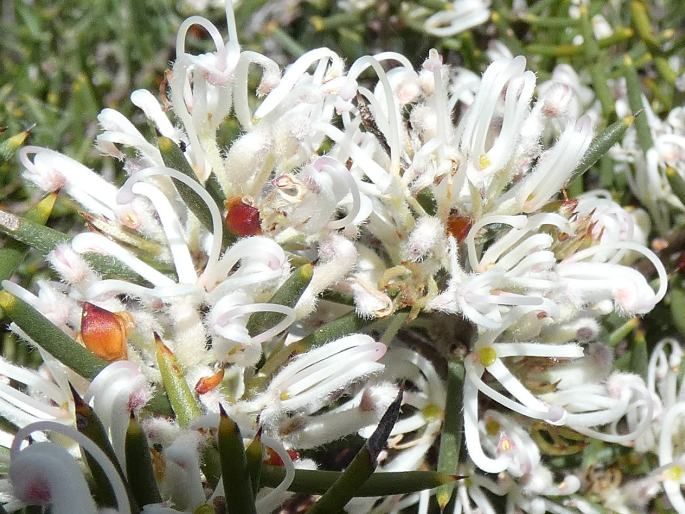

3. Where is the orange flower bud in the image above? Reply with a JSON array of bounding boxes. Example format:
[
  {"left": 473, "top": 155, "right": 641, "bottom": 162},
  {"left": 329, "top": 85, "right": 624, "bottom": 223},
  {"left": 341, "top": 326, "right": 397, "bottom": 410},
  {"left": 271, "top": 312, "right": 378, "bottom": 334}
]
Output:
[
  {"left": 225, "top": 196, "right": 262, "bottom": 237},
  {"left": 446, "top": 213, "right": 472, "bottom": 242},
  {"left": 80, "top": 303, "right": 129, "bottom": 361},
  {"left": 195, "top": 368, "right": 225, "bottom": 395}
]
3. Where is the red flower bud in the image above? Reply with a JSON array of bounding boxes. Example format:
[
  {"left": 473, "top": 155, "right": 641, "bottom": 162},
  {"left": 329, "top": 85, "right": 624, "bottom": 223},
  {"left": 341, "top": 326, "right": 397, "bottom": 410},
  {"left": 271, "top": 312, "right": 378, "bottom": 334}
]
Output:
[
  {"left": 446, "top": 213, "right": 472, "bottom": 242},
  {"left": 225, "top": 196, "right": 262, "bottom": 237},
  {"left": 80, "top": 303, "right": 129, "bottom": 361}
]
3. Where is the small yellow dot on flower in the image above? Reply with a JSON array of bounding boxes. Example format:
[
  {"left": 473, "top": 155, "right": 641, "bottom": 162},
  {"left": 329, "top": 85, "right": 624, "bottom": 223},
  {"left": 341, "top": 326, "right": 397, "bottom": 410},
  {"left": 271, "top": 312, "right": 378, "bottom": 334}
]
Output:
[
  {"left": 478, "top": 346, "right": 497, "bottom": 367},
  {"left": 422, "top": 404, "right": 443, "bottom": 420},
  {"left": 485, "top": 419, "right": 500, "bottom": 436},
  {"left": 479, "top": 154, "right": 491, "bottom": 170},
  {"left": 279, "top": 391, "right": 290, "bottom": 401},
  {"left": 498, "top": 435, "right": 512, "bottom": 453},
  {"left": 665, "top": 465, "right": 683, "bottom": 482}
]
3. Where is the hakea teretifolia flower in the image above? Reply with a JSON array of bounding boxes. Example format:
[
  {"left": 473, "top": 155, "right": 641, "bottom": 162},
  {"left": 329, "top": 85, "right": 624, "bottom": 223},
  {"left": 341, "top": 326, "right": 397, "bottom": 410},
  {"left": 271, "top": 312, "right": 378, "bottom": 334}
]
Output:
[{"left": 0, "top": 1, "right": 672, "bottom": 513}]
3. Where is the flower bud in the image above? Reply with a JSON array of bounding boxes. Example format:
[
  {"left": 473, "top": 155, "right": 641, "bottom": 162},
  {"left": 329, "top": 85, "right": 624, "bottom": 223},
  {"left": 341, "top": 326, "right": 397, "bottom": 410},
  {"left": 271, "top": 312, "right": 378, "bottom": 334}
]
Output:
[
  {"left": 195, "top": 368, "right": 225, "bottom": 395},
  {"left": 446, "top": 213, "right": 473, "bottom": 242},
  {"left": 402, "top": 216, "right": 445, "bottom": 262},
  {"left": 225, "top": 196, "right": 262, "bottom": 237},
  {"left": 541, "top": 83, "right": 573, "bottom": 119},
  {"left": 80, "top": 303, "right": 129, "bottom": 361}
]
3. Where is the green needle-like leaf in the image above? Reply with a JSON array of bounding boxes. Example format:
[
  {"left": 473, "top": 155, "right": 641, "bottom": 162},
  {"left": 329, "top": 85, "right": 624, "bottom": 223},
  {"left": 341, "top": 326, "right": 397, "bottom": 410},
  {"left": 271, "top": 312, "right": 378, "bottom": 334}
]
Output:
[
  {"left": 246, "top": 263, "right": 313, "bottom": 338},
  {"left": 126, "top": 412, "right": 162, "bottom": 507},
  {"left": 670, "top": 288, "right": 685, "bottom": 339},
  {"left": 154, "top": 334, "right": 202, "bottom": 427},
  {"left": 623, "top": 56, "right": 654, "bottom": 152},
  {"left": 0, "top": 208, "right": 149, "bottom": 284},
  {"left": 0, "top": 192, "right": 57, "bottom": 281},
  {"left": 570, "top": 115, "right": 634, "bottom": 181},
  {"left": 0, "top": 290, "right": 173, "bottom": 417},
  {"left": 72, "top": 385, "right": 136, "bottom": 511},
  {"left": 666, "top": 167, "right": 685, "bottom": 205},
  {"left": 0, "top": 291, "right": 108, "bottom": 380},
  {"left": 436, "top": 357, "right": 465, "bottom": 511},
  {"left": 630, "top": 329, "right": 648, "bottom": 380},
  {"left": 608, "top": 317, "right": 639, "bottom": 347},
  {"left": 306, "top": 388, "right": 403, "bottom": 513},
  {"left": 260, "top": 466, "right": 462, "bottom": 496},
  {"left": 245, "top": 427, "right": 263, "bottom": 497},
  {"left": 0, "top": 128, "right": 31, "bottom": 162},
  {"left": 219, "top": 404, "right": 256, "bottom": 514},
  {"left": 157, "top": 136, "right": 232, "bottom": 247}
]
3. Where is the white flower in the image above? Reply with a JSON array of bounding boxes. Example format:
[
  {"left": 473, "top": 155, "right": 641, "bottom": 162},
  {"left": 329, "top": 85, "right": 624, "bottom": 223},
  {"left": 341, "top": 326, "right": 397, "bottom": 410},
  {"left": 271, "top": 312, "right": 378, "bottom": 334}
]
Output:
[
  {"left": 423, "top": 0, "right": 491, "bottom": 37},
  {"left": 241, "top": 334, "right": 386, "bottom": 425},
  {"left": 463, "top": 341, "right": 583, "bottom": 473}
]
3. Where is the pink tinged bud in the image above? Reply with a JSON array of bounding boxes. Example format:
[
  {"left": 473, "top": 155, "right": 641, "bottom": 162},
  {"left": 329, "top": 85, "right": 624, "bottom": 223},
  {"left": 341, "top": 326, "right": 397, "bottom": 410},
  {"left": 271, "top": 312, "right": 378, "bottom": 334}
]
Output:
[
  {"left": 541, "top": 83, "right": 574, "bottom": 119},
  {"left": 11, "top": 443, "right": 98, "bottom": 513},
  {"left": 257, "top": 70, "right": 281, "bottom": 97},
  {"left": 47, "top": 244, "right": 94, "bottom": 285},
  {"left": 403, "top": 216, "right": 444, "bottom": 262},
  {"left": 421, "top": 51, "right": 443, "bottom": 73}
]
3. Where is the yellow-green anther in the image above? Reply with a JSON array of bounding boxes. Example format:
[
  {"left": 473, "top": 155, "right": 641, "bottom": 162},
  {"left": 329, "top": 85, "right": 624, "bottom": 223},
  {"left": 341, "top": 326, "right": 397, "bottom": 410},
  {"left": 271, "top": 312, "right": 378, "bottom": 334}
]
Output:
[
  {"left": 666, "top": 465, "right": 683, "bottom": 482},
  {"left": 478, "top": 346, "right": 497, "bottom": 367}
]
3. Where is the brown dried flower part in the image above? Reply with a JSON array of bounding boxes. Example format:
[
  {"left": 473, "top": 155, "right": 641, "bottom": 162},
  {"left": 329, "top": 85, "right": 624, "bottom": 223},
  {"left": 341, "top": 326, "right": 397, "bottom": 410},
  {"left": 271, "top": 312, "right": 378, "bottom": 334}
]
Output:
[
  {"left": 195, "top": 368, "right": 225, "bottom": 395},
  {"left": 80, "top": 302, "right": 130, "bottom": 361}
]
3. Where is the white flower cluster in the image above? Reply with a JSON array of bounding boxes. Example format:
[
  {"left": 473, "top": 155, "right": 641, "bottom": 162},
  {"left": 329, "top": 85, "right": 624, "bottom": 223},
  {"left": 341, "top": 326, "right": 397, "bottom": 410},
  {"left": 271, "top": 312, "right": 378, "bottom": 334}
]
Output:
[{"left": 0, "top": 2, "right": 672, "bottom": 514}]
